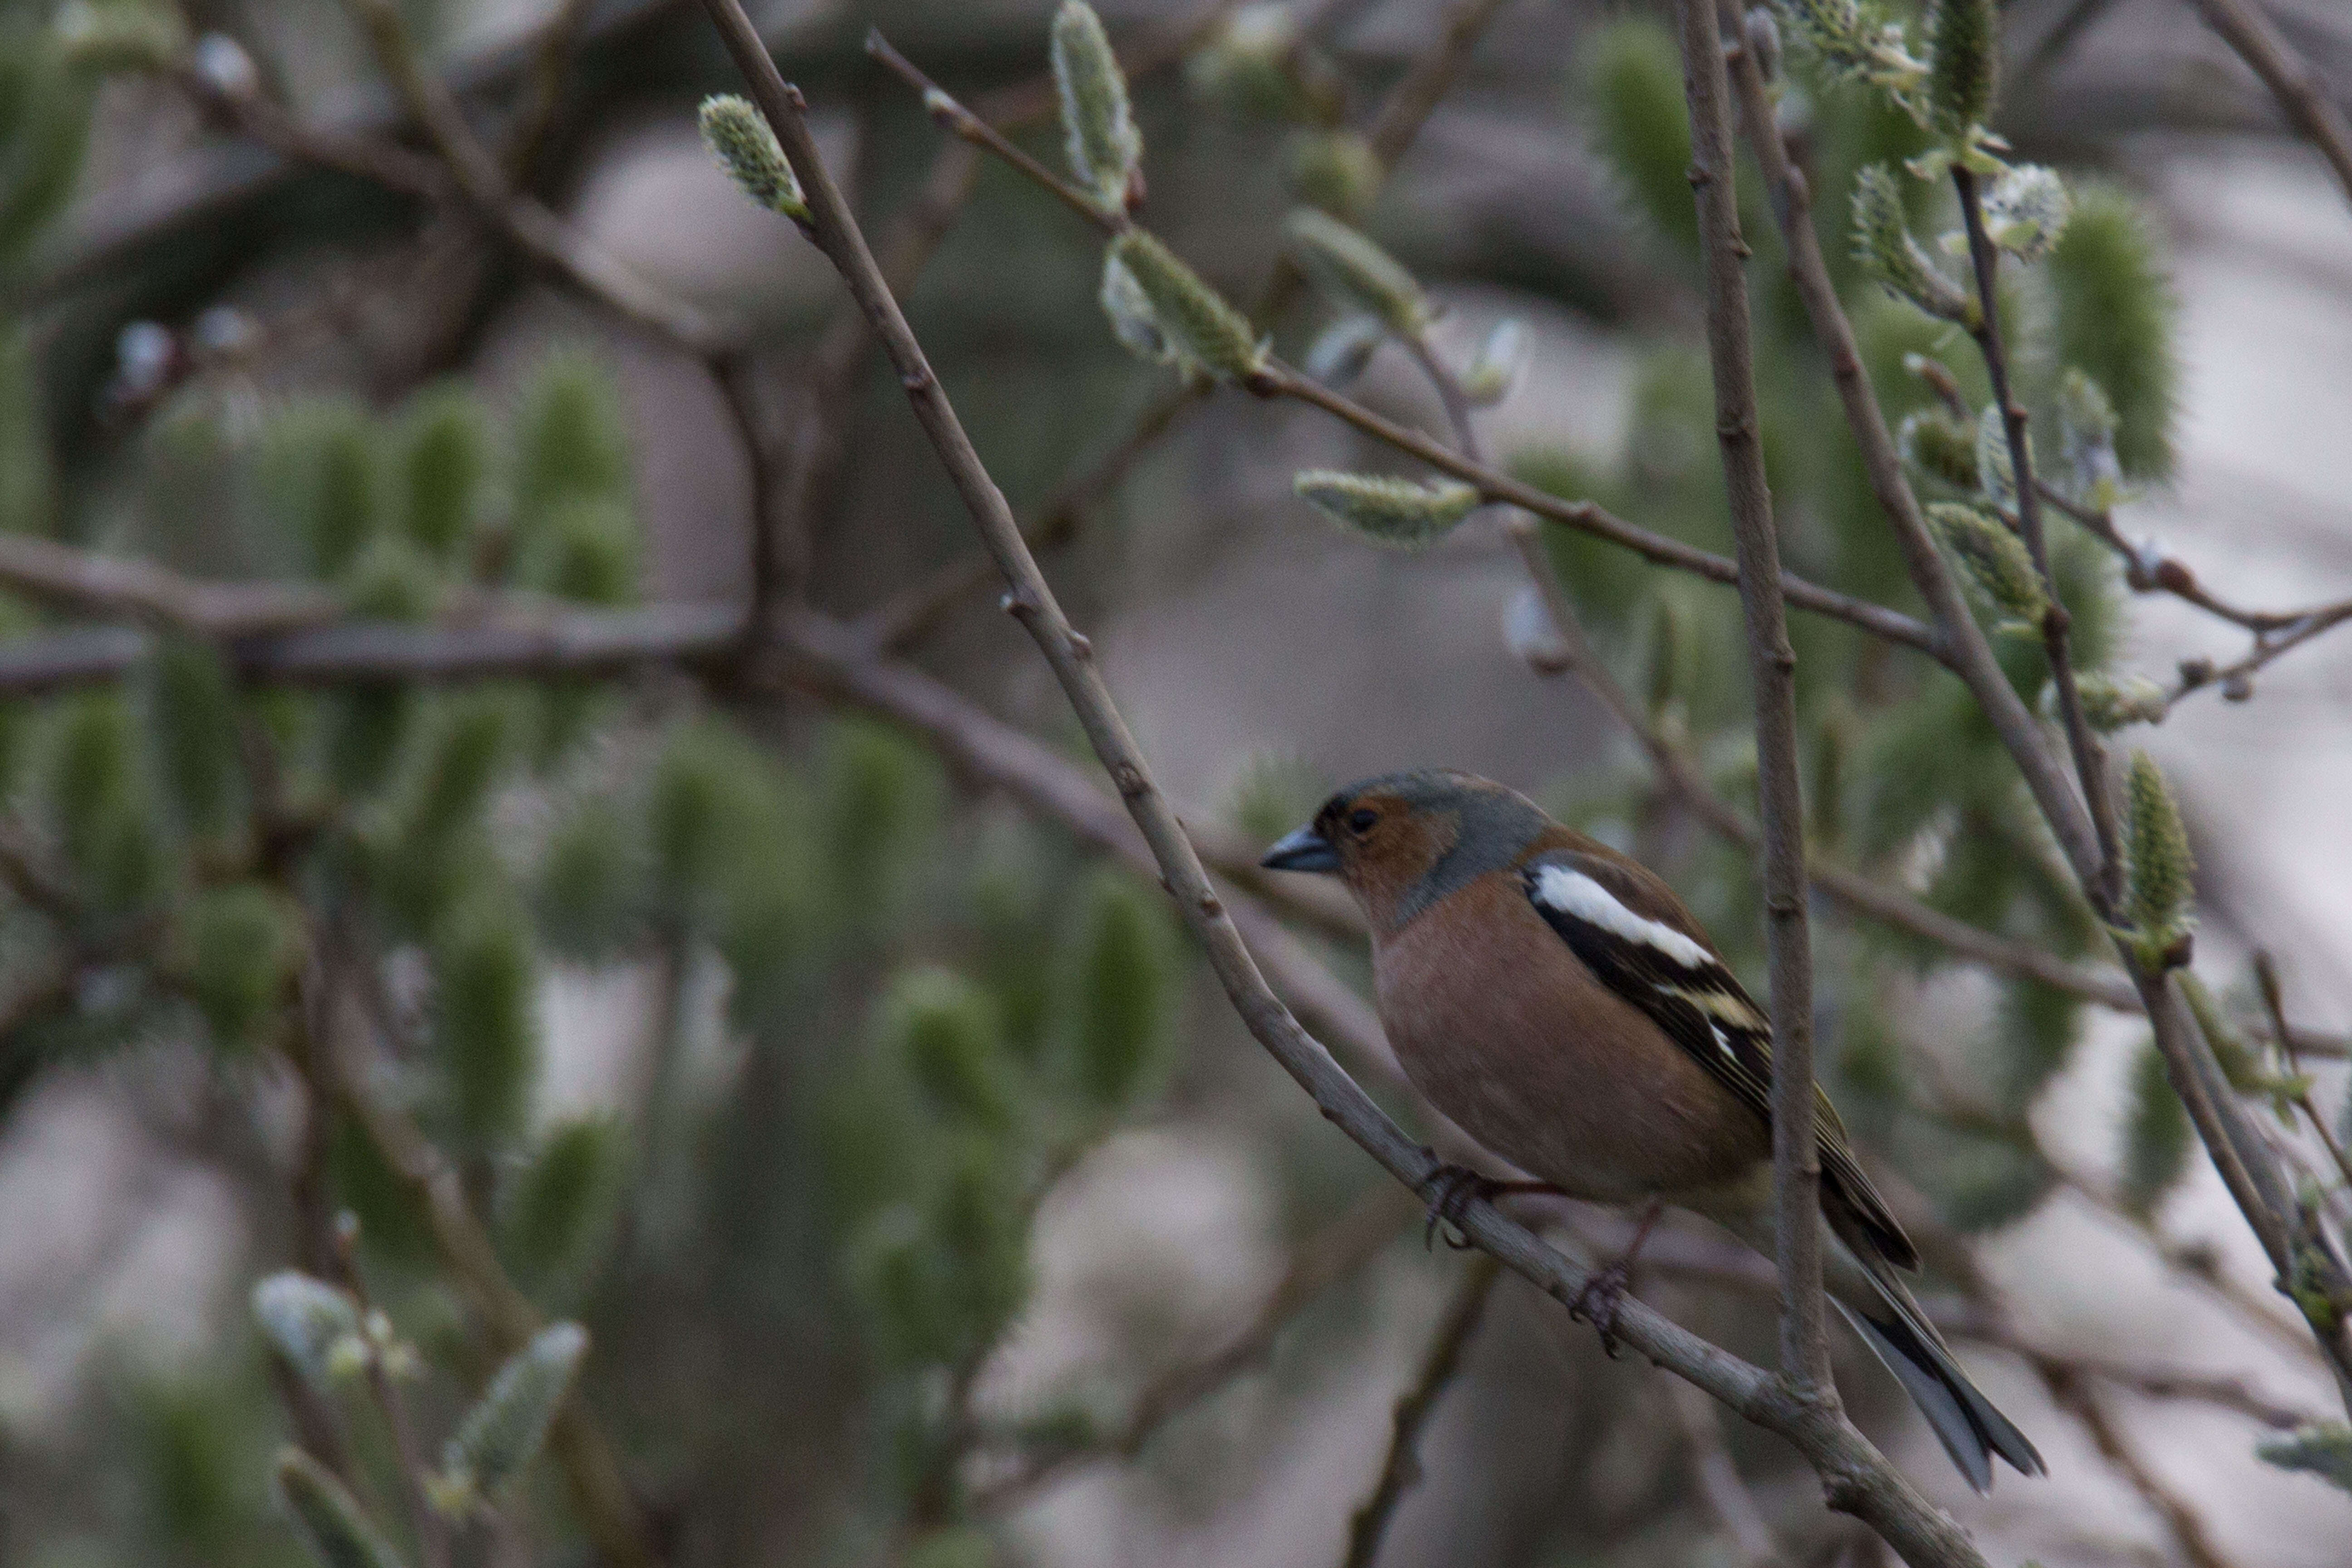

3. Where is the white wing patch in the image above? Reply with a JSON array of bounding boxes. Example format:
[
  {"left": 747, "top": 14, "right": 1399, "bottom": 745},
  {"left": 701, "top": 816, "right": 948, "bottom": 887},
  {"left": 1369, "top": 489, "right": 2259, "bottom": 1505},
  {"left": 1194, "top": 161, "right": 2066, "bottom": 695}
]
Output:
[{"left": 1527, "top": 864, "right": 1714, "bottom": 970}]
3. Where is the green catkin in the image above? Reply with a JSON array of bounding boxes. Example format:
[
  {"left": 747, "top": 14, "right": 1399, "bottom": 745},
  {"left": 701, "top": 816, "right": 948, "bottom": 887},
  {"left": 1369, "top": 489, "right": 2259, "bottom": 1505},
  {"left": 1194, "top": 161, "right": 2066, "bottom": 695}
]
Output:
[
  {"left": 534, "top": 797, "right": 645, "bottom": 961},
  {"left": 1102, "top": 231, "right": 1266, "bottom": 382},
  {"left": 501, "top": 1116, "right": 628, "bottom": 1288},
  {"left": 144, "top": 636, "right": 242, "bottom": 840},
  {"left": 1925, "top": 0, "right": 1997, "bottom": 142},
  {"left": 178, "top": 883, "right": 302, "bottom": 1052},
  {"left": 1897, "top": 406, "right": 1980, "bottom": 491},
  {"left": 2049, "top": 186, "right": 2180, "bottom": 480},
  {"left": 1852, "top": 164, "right": 1975, "bottom": 323},
  {"left": 512, "top": 352, "right": 631, "bottom": 535},
  {"left": 2122, "top": 750, "right": 2195, "bottom": 955},
  {"left": 1582, "top": 16, "right": 1695, "bottom": 254},
  {"left": 1284, "top": 208, "right": 1432, "bottom": 335},
  {"left": 1293, "top": 470, "right": 1480, "bottom": 548},
  {"left": 2255, "top": 1425, "right": 2352, "bottom": 1495},
  {"left": 397, "top": 385, "right": 490, "bottom": 559},
  {"left": 436, "top": 1322, "right": 588, "bottom": 1509},
  {"left": 273, "top": 1449, "right": 407, "bottom": 1568},
  {"left": 1060, "top": 871, "right": 1173, "bottom": 1108},
  {"left": 2119, "top": 1040, "right": 2190, "bottom": 1214},
  {"left": 1923, "top": 502, "right": 2046, "bottom": 631},
  {"left": 251, "top": 1273, "right": 366, "bottom": 1391},
  {"left": 1050, "top": 2, "right": 1140, "bottom": 214},
  {"left": 879, "top": 967, "right": 1013, "bottom": 1132},
  {"left": 431, "top": 895, "right": 540, "bottom": 1149},
  {"left": 696, "top": 93, "right": 806, "bottom": 218}
]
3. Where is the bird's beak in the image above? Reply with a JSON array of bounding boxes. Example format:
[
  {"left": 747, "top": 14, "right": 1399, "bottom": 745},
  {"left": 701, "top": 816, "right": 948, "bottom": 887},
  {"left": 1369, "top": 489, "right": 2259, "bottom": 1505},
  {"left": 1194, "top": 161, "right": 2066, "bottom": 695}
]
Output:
[{"left": 1260, "top": 823, "right": 1341, "bottom": 874}]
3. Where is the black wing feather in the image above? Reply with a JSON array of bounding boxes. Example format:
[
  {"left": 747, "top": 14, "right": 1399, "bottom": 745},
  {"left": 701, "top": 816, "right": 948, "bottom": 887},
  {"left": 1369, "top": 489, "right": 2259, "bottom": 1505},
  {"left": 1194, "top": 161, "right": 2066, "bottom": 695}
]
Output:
[{"left": 1522, "top": 850, "right": 1917, "bottom": 1271}]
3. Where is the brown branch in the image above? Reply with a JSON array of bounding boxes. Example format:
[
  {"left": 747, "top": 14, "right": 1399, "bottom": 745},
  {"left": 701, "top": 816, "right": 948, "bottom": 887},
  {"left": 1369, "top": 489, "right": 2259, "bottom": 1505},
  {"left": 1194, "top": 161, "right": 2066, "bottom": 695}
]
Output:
[
  {"left": 0, "top": 533, "right": 338, "bottom": 636},
  {"left": 2253, "top": 953, "right": 2352, "bottom": 1197},
  {"left": 1669, "top": 1380, "right": 1786, "bottom": 1568},
  {"left": 1714, "top": 13, "right": 2103, "bottom": 892},
  {"left": 2038, "top": 1363, "right": 2244, "bottom": 1568},
  {"left": 1676, "top": 0, "right": 1831, "bottom": 1396},
  {"left": 1341, "top": 1253, "right": 1501, "bottom": 1568},
  {"left": 2182, "top": 0, "right": 2352, "bottom": 214},
  {"left": 505, "top": 0, "right": 598, "bottom": 177},
  {"left": 697, "top": 13, "right": 1989, "bottom": 1563},
  {"left": 348, "top": 0, "right": 722, "bottom": 353},
  {"left": 969, "top": 1180, "right": 1417, "bottom": 1513},
  {"left": 1952, "top": 166, "right": 2124, "bottom": 915},
  {"left": 1363, "top": 0, "right": 1516, "bottom": 169}
]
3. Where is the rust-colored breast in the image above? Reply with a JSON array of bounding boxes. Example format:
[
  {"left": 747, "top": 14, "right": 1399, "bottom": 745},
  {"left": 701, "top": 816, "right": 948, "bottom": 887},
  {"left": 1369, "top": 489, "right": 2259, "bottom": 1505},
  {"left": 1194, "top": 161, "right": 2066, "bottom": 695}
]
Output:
[{"left": 1371, "top": 870, "right": 1767, "bottom": 1203}]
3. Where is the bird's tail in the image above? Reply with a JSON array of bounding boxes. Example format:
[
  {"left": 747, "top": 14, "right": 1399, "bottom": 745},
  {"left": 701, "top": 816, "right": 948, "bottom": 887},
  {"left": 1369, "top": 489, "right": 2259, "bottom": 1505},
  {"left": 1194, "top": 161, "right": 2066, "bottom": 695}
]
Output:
[{"left": 1826, "top": 1230, "right": 2044, "bottom": 1492}]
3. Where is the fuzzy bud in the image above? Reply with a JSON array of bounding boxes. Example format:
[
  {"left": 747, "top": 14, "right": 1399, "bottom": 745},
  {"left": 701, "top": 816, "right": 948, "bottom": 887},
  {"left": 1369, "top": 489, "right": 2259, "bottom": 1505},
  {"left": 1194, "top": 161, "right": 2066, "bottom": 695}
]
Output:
[
  {"left": 1460, "top": 318, "right": 1529, "bottom": 406},
  {"left": 436, "top": 1322, "right": 588, "bottom": 1513},
  {"left": 2056, "top": 368, "right": 2123, "bottom": 509},
  {"left": 1897, "top": 406, "right": 1980, "bottom": 491},
  {"left": 2117, "top": 1039, "right": 2190, "bottom": 1215},
  {"left": 1098, "top": 249, "right": 1172, "bottom": 363},
  {"left": 1284, "top": 209, "right": 1432, "bottom": 337},
  {"left": 2256, "top": 1424, "right": 2352, "bottom": 1495},
  {"left": 1925, "top": 0, "right": 1997, "bottom": 142},
  {"left": 698, "top": 94, "right": 807, "bottom": 220},
  {"left": 1852, "top": 165, "right": 1976, "bottom": 323},
  {"left": 1975, "top": 404, "right": 2027, "bottom": 512},
  {"left": 1925, "top": 501, "right": 2046, "bottom": 632},
  {"left": 274, "top": 1449, "right": 407, "bottom": 1568},
  {"left": 191, "top": 32, "right": 258, "bottom": 99},
  {"left": 1979, "top": 163, "right": 2070, "bottom": 262},
  {"left": 1302, "top": 314, "right": 1385, "bottom": 386},
  {"left": 2122, "top": 750, "right": 2195, "bottom": 961},
  {"left": 1283, "top": 128, "right": 1382, "bottom": 219},
  {"left": 253, "top": 1273, "right": 368, "bottom": 1392},
  {"left": 1294, "top": 470, "right": 1480, "bottom": 549},
  {"left": 1102, "top": 231, "right": 1266, "bottom": 382},
  {"left": 2053, "top": 671, "right": 2167, "bottom": 733},
  {"left": 1051, "top": 2, "right": 1141, "bottom": 214},
  {"left": 1777, "top": 0, "right": 1928, "bottom": 108}
]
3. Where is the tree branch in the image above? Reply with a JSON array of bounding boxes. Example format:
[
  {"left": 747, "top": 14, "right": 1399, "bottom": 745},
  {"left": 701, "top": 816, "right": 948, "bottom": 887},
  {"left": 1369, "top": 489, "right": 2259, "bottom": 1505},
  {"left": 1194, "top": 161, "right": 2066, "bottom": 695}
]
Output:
[
  {"left": 1341, "top": 1254, "right": 1501, "bottom": 1568},
  {"left": 697, "top": 10, "right": 1988, "bottom": 1561},
  {"left": 2182, "top": 0, "right": 2352, "bottom": 214},
  {"left": 1675, "top": 0, "right": 1831, "bottom": 1396}
]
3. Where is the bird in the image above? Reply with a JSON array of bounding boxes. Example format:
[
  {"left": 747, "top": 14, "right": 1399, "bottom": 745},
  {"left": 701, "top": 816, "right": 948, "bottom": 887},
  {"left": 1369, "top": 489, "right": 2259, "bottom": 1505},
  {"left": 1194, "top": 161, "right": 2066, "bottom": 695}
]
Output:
[{"left": 1259, "top": 767, "right": 2044, "bottom": 1490}]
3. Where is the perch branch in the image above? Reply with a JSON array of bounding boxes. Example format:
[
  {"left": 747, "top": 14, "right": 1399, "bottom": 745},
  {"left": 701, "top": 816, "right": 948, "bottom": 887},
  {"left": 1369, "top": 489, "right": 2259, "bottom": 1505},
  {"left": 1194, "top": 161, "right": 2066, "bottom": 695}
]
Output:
[{"left": 1676, "top": 0, "right": 1831, "bottom": 1395}]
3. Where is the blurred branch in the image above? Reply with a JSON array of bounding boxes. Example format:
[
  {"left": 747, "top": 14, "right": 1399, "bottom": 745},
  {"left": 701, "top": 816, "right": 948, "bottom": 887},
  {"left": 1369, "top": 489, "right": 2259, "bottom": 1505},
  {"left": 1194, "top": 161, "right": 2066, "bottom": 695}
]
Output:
[
  {"left": 2252, "top": 953, "right": 2352, "bottom": 1195},
  {"left": 1341, "top": 1253, "right": 1501, "bottom": 1568},
  {"left": 2183, "top": 0, "right": 2352, "bottom": 213},
  {"left": 347, "top": 0, "right": 723, "bottom": 353},
  {"left": 0, "top": 533, "right": 338, "bottom": 636},
  {"left": 507, "top": 0, "right": 600, "bottom": 177},
  {"left": 697, "top": 14, "right": 1990, "bottom": 1563},
  {"left": 2029, "top": 483, "right": 2352, "bottom": 709},
  {"left": 22, "top": 0, "right": 700, "bottom": 304},
  {"left": 327, "top": 953, "right": 658, "bottom": 1568},
  {"left": 1675, "top": 0, "right": 1832, "bottom": 1396},
  {"left": 1364, "top": 0, "right": 1516, "bottom": 169},
  {"left": 2038, "top": 1362, "right": 2244, "bottom": 1568},
  {"left": 1668, "top": 1380, "right": 1785, "bottom": 1568},
  {"left": 970, "top": 1180, "right": 1418, "bottom": 1512}
]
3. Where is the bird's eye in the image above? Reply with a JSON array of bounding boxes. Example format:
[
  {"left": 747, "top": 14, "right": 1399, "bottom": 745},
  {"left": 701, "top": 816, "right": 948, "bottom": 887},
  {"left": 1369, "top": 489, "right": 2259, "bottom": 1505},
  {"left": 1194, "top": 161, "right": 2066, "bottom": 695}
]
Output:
[{"left": 1346, "top": 807, "right": 1380, "bottom": 834}]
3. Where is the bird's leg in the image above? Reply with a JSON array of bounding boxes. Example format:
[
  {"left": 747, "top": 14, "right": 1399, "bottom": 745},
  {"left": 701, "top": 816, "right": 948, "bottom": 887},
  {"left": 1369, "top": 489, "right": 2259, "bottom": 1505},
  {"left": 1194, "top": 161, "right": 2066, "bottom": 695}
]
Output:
[
  {"left": 1417, "top": 1160, "right": 1562, "bottom": 1250},
  {"left": 1568, "top": 1198, "right": 1664, "bottom": 1357}
]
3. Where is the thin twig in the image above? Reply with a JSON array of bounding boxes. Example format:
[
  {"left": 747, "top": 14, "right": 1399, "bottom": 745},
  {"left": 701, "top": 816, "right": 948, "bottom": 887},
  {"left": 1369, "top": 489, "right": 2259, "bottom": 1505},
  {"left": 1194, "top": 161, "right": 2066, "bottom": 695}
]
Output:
[
  {"left": 1676, "top": 0, "right": 1830, "bottom": 1396},
  {"left": 331, "top": 1220, "right": 452, "bottom": 1568},
  {"left": 970, "top": 1181, "right": 1417, "bottom": 1512},
  {"left": 2182, "top": 0, "right": 2352, "bottom": 214},
  {"left": 2038, "top": 1363, "right": 2245, "bottom": 1568},
  {"left": 1953, "top": 165, "right": 2124, "bottom": 916},
  {"left": 1714, "top": 10, "right": 2103, "bottom": 891},
  {"left": 697, "top": 11, "right": 1989, "bottom": 1563},
  {"left": 2254, "top": 953, "right": 2352, "bottom": 1195},
  {"left": 1669, "top": 1380, "right": 1784, "bottom": 1568},
  {"left": 1363, "top": 0, "right": 1516, "bottom": 168},
  {"left": 1340, "top": 1254, "right": 1501, "bottom": 1568}
]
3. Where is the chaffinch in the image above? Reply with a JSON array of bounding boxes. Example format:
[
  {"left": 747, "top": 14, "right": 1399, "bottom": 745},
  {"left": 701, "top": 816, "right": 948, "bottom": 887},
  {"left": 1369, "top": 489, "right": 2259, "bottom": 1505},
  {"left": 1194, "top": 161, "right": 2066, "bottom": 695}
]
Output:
[{"left": 1262, "top": 768, "right": 2043, "bottom": 1490}]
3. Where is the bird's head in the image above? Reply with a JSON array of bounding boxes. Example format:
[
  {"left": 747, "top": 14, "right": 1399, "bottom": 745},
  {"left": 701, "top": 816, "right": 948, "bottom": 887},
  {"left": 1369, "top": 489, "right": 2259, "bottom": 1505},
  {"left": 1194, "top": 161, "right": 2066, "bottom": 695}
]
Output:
[{"left": 1260, "top": 769, "right": 1551, "bottom": 931}]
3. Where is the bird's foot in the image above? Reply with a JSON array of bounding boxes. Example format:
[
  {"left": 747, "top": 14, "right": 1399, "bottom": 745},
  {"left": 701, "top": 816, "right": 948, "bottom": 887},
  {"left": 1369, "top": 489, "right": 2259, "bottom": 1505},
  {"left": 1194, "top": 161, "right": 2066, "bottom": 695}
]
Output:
[
  {"left": 1568, "top": 1261, "right": 1633, "bottom": 1358},
  {"left": 1416, "top": 1161, "right": 1559, "bottom": 1250}
]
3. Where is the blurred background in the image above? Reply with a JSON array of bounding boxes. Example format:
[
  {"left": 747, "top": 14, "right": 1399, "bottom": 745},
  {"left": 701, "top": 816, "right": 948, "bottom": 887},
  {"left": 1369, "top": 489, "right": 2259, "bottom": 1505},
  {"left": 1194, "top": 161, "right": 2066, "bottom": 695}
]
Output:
[{"left": 2, "top": 0, "right": 2351, "bottom": 1564}]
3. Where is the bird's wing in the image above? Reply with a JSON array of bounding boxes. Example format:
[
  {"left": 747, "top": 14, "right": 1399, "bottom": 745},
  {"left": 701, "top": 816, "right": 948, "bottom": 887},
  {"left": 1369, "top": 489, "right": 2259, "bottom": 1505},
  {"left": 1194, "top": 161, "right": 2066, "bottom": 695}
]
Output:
[{"left": 1520, "top": 848, "right": 1917, "bottom": 1270}]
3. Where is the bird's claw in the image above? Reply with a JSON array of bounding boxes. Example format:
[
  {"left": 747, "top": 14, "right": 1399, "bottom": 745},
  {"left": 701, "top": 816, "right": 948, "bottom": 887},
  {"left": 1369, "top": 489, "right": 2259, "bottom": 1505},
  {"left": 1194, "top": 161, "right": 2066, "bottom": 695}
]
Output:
[
  {"left": 1418, "top": 1162, "right": 1498, "bottom": 1251},
  {"left": 1568, "top": 1261, "right": 1633, "bottom": 1358}
]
